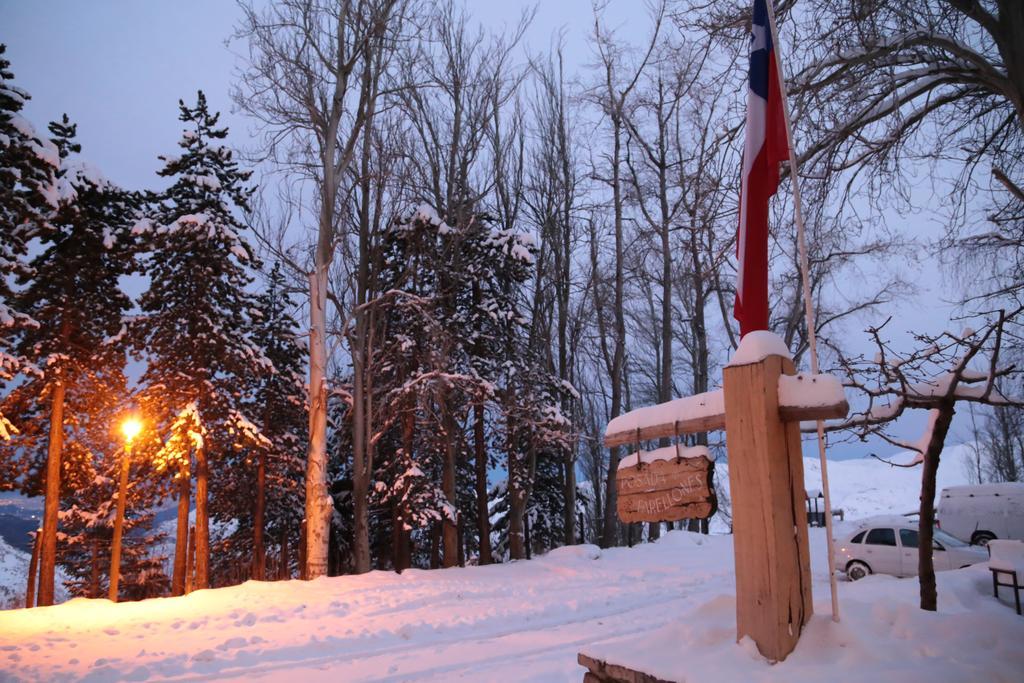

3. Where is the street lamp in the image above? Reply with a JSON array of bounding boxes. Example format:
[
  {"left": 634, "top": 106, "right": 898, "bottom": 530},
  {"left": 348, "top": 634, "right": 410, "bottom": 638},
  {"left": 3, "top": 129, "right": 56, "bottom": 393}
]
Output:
[{"left": 109, "top": 416, "right": 142, "bottom": 602}]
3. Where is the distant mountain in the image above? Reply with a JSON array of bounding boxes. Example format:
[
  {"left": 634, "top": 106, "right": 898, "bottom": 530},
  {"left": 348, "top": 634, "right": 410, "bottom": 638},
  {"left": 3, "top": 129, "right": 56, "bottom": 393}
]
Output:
[{"left": 0, "top": 535, "right": 68, "bottom": 609}]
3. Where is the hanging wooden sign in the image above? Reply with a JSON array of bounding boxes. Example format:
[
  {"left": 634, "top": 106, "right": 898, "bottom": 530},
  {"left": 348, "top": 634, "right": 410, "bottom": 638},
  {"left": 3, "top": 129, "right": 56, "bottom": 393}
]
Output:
[{"left": 616, "top": 446, "right": 716, "bottom": 523}]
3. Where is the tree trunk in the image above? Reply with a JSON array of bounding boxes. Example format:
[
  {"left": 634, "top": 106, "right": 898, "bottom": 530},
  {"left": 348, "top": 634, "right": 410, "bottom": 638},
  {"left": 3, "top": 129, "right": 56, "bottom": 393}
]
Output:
[
  {"left": 474, "top": 402, "right": 492, "bottom": 564},
  {"left": 37, "top": 379, "right": 66, "bottom": 607},
  {"left": 919, "top": 405, "right": 955, "bottom": 612},
  {"left": 25, "top": 530, "right": 40, "bottom": 608},
  {"left": 279, "top": 528, "right": 289, "bottom": 580},
  {"left": 429, "top": 523, "right": 441, "bottom": 569},
  {"left": 394, "top": 405, "right": 414, "bottom": 573},
  {"left": 253, "top": 448, "right": 266, "bottom": 580},
  {"left": 194, "top": 443, "right": 209, "bottom": 589},
  {"left": 600, "top": 107, "right": 627, "bottom": 549},
  {"left": 563, "top": 458, "right": 577, "bottom": 546},
  {"left": 298, "top": 519, "right": 308, "bottom": 581},
  {"left": 441, "top": 404, "right": 459, "bottom": 568},
  {"left": 171, "top": 465, "right": 190, "bottom": 596},
  {"left": 108, "top": 453, "right": 131, "bottom": 602},
  {"left": 304, "top": 267, "right": 333, "bottom": 580},
  {"left": 351, "top": 324, "right": 372, "bottom": 574},
  {"left": 89, "top": 538, "right": 100, "bottom": 599},
  {"left": 185, "top": 525, "right": 196, "bottom": 594},
  {"left": 507, "top": 418, "right": 525, "bottom": 560}
]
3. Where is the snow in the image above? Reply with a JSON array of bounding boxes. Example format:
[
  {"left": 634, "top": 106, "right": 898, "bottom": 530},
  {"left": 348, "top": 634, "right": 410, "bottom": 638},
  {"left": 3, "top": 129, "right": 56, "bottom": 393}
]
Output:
[
  {"left": 606, "top": 370, "right": 844, "bottom": 440},
  {"left": 0, "top": 443, "right": 1015, "bottom": 680},
  {"left": 411, "top": 202, "right": 452, "bottom": 233},
  {"left": 606, "top": 390, "right": 724, "bottom": 436},
  {"left": 778, "top": 372, "right": 845, "bottom": 409},
  {"left": 726, "top": 330, "right": 791, "bottom": 367},
  {"left": 618, "top": 445, "right": 712, "bottom": 471},
  {"left": 1, "top": 527, "right": 1021, "bottom": 681},
  {"left": 987, "top": 540, "right": 1024, "bottom": 574}
]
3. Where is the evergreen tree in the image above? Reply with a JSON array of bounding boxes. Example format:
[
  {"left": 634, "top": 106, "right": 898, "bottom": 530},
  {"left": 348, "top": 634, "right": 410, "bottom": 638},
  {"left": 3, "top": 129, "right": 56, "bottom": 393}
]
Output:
[
  {"left": 58, "top": 456, "right": 169, "bottom": 601},
  {"left": 0, "top": 44, "right": 57, "bottom": 441},
  {"left": 363, "top": 203, "right": 547, "bottom": 568},
  {"left": 211, "top": 262, "right": 307, "bottom": 583},
  {"left": 0, "top": 114, "right": 135, "bottom": 606},
  {"left": 134, "top": 91, "right": 268, "bottom": 591}
]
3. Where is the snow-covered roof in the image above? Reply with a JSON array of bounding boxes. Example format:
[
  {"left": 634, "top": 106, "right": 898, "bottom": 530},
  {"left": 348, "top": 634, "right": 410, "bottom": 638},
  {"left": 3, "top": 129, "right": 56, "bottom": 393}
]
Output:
[{"left": 940, "top": 483, "right": 1024, "bottom": 497}]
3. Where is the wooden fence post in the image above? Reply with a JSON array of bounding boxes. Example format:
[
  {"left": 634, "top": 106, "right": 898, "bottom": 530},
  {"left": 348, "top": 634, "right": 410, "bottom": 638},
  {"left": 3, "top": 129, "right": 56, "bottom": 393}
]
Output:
[{"left": 723, "top": 353, "right": 812, "bottom": 662}]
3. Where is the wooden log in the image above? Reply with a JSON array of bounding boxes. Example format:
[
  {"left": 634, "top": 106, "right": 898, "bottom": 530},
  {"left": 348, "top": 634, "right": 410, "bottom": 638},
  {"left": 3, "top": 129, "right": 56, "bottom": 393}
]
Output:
[
  {"left": 577, "top": 653, "right": 674, "bottom": 683},
  {"left": 616, "top": 455, "right": 716, "bottom": 524},
  {"left": 723, "top": 354, "right": 812, "bottom": 663}
]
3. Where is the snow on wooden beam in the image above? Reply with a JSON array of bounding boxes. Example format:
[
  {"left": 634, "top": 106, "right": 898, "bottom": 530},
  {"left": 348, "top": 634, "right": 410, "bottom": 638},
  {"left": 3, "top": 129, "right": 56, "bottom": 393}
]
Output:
[
  {"left": 604, "top": 372, "right": 847, "bottom": 448},
  {"left": 604, "top": 391, "right": 725, "bottom": 448}
]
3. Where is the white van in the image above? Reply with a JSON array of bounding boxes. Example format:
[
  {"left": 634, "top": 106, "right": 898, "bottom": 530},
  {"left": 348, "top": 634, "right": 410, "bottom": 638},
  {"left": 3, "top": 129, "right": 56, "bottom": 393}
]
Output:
[{"left": 936, "top": 483, "right": 1024, "bottom": 545}]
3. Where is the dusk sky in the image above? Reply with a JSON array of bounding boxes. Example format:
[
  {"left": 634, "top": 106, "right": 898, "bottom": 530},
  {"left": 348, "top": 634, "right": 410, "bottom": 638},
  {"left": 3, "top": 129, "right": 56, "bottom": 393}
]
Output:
[{"left": 1, "top": 0, "right": 967, "bottom": 460}]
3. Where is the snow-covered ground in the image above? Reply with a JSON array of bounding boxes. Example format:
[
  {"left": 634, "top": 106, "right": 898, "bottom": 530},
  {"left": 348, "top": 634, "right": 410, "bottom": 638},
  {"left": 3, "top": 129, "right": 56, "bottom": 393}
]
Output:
[
  {"left": 3, "top": 444, "right": 1019, "bottom": 682},
  {"left": 1, "top": 529, "right": 1022, "bottom": 682}
]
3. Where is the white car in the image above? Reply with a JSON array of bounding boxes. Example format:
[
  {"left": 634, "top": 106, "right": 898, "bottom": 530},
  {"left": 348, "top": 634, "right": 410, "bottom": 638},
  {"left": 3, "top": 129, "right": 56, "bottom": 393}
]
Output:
[{"left": 834, "top": 516, "right": 988, "bottom": 580}]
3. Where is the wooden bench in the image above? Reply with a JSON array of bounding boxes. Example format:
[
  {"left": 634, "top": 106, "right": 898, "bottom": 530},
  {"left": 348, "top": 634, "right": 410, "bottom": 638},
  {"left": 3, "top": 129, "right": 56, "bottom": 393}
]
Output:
[{"left": 989, "top": 539, "right": 1024, "bottom": 615}]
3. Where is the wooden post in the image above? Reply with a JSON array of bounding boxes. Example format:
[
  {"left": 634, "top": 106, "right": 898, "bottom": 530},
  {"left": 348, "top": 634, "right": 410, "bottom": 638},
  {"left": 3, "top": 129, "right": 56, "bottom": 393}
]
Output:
[
  {"left": 723, "top": 354, "right": 812, "bottom": 662},
  {"left": 108, "top": 453, "right": 131, "bottom": 602}
]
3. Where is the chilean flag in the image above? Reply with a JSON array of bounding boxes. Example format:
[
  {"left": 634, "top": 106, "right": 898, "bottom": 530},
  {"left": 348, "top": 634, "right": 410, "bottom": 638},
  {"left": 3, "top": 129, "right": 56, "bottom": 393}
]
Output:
[{"left": 734, "top": 0, "right": 790, "bottom": 337}]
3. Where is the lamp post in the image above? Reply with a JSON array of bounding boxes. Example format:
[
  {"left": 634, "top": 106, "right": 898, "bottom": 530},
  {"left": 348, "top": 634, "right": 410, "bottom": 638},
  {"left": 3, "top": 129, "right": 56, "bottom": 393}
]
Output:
[{"left": 109, "top": 417, "right": 141, "bottom": 602}]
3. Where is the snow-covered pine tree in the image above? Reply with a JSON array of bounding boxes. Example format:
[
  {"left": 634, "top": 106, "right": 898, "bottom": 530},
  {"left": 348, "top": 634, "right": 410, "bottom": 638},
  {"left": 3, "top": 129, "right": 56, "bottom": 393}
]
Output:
[
  {"left": 365, "top": 203, "right": 544, "bottom": 569},
  {"left": 134, "top": 91, "right": 269, "bottom": 591},
  {"left": 0, "top": 115, "right": 136, "bottom": 606},
  {"left": 58, "top": 451, "right": 169, "bottom": 601},
  {"left": 0, "top": 44, "right": 58, "bottom": 443},
  {"left": 211, "top": 261, "right": 307, "bottom": 583}
]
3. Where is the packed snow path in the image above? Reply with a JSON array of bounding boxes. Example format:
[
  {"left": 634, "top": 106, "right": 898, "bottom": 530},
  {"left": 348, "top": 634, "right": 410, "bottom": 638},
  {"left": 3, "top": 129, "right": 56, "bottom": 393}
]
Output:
[{"left": 2, "top": 530, "right": 1023, "bottom": 682}]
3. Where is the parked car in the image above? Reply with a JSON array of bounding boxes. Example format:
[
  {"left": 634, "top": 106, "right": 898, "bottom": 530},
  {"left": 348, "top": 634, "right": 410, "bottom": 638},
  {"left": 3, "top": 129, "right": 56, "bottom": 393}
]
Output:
[
  {"left": 936, "top": 483, "right": 1024, "bottom": 546},
  {"left": 834, "top": 516, "right": 988, "bottom": 580}
]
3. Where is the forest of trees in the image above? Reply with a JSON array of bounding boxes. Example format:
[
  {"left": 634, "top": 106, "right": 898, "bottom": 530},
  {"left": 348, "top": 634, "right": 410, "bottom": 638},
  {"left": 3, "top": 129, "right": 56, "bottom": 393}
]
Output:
[{"left": 1, "top": 0, "right": 1022, "bottom": 606}]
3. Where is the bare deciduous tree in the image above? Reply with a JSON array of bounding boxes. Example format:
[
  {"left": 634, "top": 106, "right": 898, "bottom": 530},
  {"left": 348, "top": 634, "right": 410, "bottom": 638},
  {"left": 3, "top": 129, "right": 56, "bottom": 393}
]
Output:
[
  {"left": 234, "top": 0, "right": 410, "bottom": 577},
  {"left": 827, "top": 307, "right": 1023, "bottom": 611}
]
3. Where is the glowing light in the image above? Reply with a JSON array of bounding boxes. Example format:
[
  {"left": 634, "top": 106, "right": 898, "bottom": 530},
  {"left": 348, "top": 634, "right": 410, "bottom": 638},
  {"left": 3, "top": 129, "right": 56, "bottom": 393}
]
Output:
[{"left": 121, "top": 417, "right": 142, "bottom": 443}]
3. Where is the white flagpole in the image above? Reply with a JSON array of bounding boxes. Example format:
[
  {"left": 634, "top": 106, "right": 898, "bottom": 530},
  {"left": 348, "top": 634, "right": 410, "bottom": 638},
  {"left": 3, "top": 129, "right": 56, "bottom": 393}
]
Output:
[{"left": 764, "top": 0, "right": 840, "bottom": 622}]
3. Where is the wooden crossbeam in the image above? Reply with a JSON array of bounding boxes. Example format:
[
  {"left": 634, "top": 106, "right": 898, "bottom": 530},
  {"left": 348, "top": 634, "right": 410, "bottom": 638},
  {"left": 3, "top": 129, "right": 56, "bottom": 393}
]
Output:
[
  {"left": 604, "top": 413, "right": 725, "bottom": 448},
  {"left": 603, "top": 385, "right": 847, "bottom": 448}
]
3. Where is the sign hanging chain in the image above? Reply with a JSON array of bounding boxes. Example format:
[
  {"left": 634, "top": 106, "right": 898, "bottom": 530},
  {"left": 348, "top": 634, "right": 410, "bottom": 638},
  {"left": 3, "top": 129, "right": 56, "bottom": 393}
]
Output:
[{"left": 765, "top": 0, "right": 840, "bottom": 623}]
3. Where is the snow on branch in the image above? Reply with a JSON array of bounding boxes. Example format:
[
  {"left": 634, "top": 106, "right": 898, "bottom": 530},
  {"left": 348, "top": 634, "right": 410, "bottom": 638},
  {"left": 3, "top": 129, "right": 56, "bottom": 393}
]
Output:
[{"left": 822, "top": 307, "right": 1024, "bottom": 453}]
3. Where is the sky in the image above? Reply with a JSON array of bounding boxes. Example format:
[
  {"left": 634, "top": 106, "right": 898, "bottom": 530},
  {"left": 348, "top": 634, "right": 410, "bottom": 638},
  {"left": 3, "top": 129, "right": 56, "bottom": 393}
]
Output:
[{"left": 1, "top": 1, "right": 980, "bottom": 463}]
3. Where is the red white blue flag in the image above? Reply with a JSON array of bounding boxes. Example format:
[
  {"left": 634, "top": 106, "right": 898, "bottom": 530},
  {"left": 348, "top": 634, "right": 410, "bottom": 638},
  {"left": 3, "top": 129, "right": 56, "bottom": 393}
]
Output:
[{"left": 734, "top": 0, "right": 790, "bottom": 337}]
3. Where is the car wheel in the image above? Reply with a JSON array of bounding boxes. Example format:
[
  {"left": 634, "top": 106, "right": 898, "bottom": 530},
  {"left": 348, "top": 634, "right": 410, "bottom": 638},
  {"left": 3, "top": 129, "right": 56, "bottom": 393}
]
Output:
[
  {"left": 847, "top": 560, "right": 871, "bottom": 581},
  {"left": 971, "top": 531, "right": 996, "bottom": 546}
]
